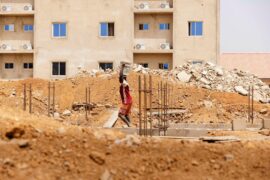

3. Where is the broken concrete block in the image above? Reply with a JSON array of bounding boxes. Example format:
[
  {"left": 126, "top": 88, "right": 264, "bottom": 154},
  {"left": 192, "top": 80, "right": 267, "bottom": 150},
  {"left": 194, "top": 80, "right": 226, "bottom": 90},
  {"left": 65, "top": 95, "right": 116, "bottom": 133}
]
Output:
[
  {"left": 260, "top": 109, "right": 268, "bottom": 115},
  {"left": 232, "top": 119, "right": 246, "bottom": 131},
  {"left": 263, "top": 119, "right": 270, "bottom": 129},
  {"left": 62, "top": 110, "right": 72, "bottom": 116},
  {"left": 234, "top": 86, "right": 248, "bottom": 96},
  {"left": 200, "top": 78, "right": 210, "bottom": 85},
  {"left": 214, "top": 67, "right": 224, "bottom": 76},
  {"left": 177, "top": 71, "right": 192, "bottom": 83}
]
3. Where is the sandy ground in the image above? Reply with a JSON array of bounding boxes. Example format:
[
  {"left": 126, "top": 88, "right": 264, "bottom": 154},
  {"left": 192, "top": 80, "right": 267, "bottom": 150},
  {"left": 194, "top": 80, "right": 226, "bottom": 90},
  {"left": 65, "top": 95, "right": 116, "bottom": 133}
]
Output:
[{"left": 0, "top": 107, "right": 269, "bottom": 180}]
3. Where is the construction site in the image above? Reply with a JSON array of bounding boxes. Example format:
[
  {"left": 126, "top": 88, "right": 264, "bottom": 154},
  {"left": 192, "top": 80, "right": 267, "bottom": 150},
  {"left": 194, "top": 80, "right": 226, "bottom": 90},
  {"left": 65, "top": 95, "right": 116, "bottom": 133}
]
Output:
[
  {"left": 0, "top": 62, "right": 269, "bottom": 179},
  {"left": 0, "top": 0, "right": 270, "bottom": 179}
]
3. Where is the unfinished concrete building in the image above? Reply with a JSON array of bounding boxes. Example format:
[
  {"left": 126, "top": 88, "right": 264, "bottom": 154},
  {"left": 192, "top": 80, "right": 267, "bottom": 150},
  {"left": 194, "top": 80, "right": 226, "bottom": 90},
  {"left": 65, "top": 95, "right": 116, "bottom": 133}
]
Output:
[{"left": 0, "top": 0, "right": 220, "bottom": 79}]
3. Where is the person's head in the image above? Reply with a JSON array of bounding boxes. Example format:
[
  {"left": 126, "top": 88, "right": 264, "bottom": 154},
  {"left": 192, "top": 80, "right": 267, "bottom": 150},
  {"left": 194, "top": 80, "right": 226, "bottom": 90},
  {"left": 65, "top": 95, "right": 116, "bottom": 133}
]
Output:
[{"left": 119, "top": 75, "right": 127, "bottom": 83}]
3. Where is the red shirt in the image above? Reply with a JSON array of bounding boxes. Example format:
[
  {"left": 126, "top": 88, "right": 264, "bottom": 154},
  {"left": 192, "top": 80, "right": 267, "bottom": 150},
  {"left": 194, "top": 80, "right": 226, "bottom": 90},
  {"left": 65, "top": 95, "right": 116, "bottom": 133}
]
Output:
[{"left": 120, "top": 81, "right": 132, "bottom": 104}]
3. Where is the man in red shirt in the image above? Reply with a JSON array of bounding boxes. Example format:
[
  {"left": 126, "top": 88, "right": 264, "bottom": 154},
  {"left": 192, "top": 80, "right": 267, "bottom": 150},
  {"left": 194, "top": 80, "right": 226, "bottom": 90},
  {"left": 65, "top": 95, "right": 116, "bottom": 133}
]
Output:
[{"left": 118, "top": 65, "right": 133, "bottom": 127}]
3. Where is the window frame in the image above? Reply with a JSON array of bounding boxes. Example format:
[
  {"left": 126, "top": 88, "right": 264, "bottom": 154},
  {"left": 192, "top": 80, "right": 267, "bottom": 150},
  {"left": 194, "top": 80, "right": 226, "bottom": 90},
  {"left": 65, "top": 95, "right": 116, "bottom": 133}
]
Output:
[
  {"left": 4, "top": 24, "right": 15, "bottom": 32},
  {"left": 23, "top": 24, "right": 34, "bottom": 32},
  {"left": 4, "top": 63, "right": 14, "bottom": 69},
  {"left": 52, "top": 22, "right": 68, "bottom": 39},
  {"left": 51, "top": 61, "right": 67, "bottom": 76},
  {"left": 159, "top": 63, "right": 169, "bottom": 70},
  {"left": 189, "top": 21, "right": 203, "bottom": 36},
  {"left": 139, "top": 23, "right": 149, "bottom": 31},
  {"left": 23, "top": 62, "right": 33, "bottom": 69},
  {"left": 99, "top": 22, "right": 115, "bottom": 37},
  {"left": 99, "top": 62, "right": 114, "bottom": 71},
  {"left": 159, "top": 23, "right": 170, "bottom": 30}
]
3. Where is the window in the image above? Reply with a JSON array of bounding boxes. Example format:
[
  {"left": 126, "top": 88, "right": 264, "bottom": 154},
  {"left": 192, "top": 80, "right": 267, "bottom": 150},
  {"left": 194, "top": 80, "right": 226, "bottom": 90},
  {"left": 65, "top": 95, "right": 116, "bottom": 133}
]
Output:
[
  {"left": 4, "top": 24, "right": 14, "bottom": 32},
  {"left": 52, "top": 62, "right": 66, "bottom": 75},
  {"left": 53, "top": 23, "right": 67, "bottom": 38},
  {"left": 23, "top": 24, "right": 34, "bottom": 32},
  {"left": 192, "top": 60, "right": 203, "bottom": 65},
  {"left": 159, "top": 23, "right": 170, "bottom": 30},
  {"left": 23, "top": 63, "right": 33, "bottom": 69},
  {"left": 139, "top": 23, "right": 149, "bottom": 30},
  {"left": 99, "top": 63, "right": 113, "bottom": 70},
  {"left": 100, "top": 23, "right": 114, "bottom": 37},
  {"left": 139, "top": 63, "right": 148, "bottom": 68},
  {"left": 159, "top": 63, "right": 169, "bottom": 70},
  {"left": 5, "top": 63, "right": 14, "bottom": 69},
  {"left": 189, "top": 22, "right": 203, "bottom": 36}
]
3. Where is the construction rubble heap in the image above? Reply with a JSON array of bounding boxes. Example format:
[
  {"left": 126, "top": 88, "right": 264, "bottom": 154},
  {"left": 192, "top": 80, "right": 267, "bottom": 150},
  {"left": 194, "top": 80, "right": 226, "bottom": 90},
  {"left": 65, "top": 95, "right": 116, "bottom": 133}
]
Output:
[{"left": 78, "top": 62, "right": 270, "bottom": 104}]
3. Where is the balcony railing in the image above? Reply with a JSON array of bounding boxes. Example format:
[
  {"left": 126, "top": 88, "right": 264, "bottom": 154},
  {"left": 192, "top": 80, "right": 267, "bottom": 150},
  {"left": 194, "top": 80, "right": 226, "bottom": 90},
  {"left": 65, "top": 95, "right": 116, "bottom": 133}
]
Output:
[
  {"left": 0, "top": 40, "right": 34, "bottom": 53},
  {"left": 134, "top": 1, "right": 173, "bottom": 14},
  {"left": 0, "top": 3, "right": 34, "bottom": 16},
  {"left": 133, "top": 39, "right": 173, "bottom": 53}
]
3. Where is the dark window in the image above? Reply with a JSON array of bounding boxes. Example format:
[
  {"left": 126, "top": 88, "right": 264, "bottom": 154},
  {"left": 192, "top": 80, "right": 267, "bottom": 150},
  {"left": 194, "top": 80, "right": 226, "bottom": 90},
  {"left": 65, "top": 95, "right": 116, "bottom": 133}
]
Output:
[
  {"left": 100, "top": 23, "right": 114, "bottom": 37},
  {"left": 23, "top": 63, "right": 33, "bottom": 69},
  {"left": 192, "top": 60, "right": 203, "bottom": 65},
  {"left": 99, "top": 63, "right": 113, "bottom": 70},
  {"left": 189, "top": 22, "right": 203, "bottom": 36},
  {"left": 140, "top": 63, "right": 148, "bottom": 68},
  {"left": 52, "top": 62, "right": 66, "bottom": 75},
  {"left": 139, "top": 23, "right": 149, "bottom": 30},
  {"left": 5, "top": 63, "right": 14, "bottom": 69},
  {"left": 159, "top": 63, "right": 169, "bottom": 70}
]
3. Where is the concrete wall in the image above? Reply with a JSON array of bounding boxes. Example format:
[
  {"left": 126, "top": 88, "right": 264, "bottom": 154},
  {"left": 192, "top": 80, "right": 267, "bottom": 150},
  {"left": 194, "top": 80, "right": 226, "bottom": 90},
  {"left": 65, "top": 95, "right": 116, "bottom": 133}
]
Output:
[
  {"left": 134, "top": 53, "right": 172, "bottom": 69},
  {"left": 220, "top": 53, "right": 270, "bottom": 79},
  {"left": 134, "top": 14, "right": 173, "bottom": 49},
  {"left": 34, "top": 0, "right": 134, "bottom": 79},
  {"left": 0, "top": 54, "right": 33, "bottom": 79},
  {"left": 0, "top": 16, "right": 34, "bottom": 44},
  {"left": 173, "top": 0, "right": 219, "bottom": 67}
]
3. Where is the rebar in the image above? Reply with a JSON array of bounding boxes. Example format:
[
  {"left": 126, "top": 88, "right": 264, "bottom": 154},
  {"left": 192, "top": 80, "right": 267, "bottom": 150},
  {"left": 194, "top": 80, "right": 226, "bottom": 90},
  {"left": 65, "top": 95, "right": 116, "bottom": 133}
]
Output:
[
  {"left": 138, "top": 76, "right": 142, "bottom": 136},
  {"left": 23, "top": 84, "right": 26, "bottom": 111},
  {"left": 29, "top": 84, "right": 32, "bottom": 114}
]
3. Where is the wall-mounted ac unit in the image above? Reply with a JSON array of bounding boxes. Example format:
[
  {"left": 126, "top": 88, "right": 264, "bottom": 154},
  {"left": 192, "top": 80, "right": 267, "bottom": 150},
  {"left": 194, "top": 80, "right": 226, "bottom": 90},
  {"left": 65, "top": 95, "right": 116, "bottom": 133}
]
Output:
[
  {"left": 1, "top": 44, "right": 12, "bottom": 51},
  {"left": 23, "top": 4, "right": 33, "bottom": 11},
  {"left": 135, "top": 43, "right": 146, "bottom": 50},
  {"left": 1, "top": 5, "right": 12, "bottom": 12},
  {"left": 22, "top": 44, "right": 32, "bottom": 50},
  {"left": 138, "top": 3, "right": 149, "bottom": 10},
  {"left": 160, "top": 3, "right": 170, "bottom": 9},
  {"left": 160, "top": 43, "right": 170, "bottom": 50}
]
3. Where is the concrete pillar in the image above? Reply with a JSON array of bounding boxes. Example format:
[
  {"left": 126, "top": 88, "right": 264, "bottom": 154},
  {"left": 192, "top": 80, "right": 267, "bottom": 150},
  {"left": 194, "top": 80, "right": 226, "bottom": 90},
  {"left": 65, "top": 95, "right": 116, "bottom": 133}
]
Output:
[{"left": 232, "top": 119, "right": 246, "bottom": 131}]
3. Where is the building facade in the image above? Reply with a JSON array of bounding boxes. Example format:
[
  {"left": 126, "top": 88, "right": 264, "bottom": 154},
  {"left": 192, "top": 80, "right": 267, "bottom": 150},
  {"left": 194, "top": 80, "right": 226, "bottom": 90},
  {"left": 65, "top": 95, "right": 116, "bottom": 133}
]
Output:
[{"left": 0, "top": 0, "right": 220, "bottom": 79}]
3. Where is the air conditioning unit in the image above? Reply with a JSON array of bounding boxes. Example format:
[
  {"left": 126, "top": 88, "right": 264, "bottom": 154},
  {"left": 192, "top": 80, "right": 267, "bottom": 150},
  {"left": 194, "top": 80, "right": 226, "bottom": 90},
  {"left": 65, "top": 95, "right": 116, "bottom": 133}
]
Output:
[
  {"left": 1, "top": 44, "right": 12, "bottom": 51},
  {"left": 135, "top": 43, "right": 146, "bottom": 50},
  {"left": 22, "top": 44, "right": 32, "bottom": 50},
  {"left": 160, "top": 3, "right": 170, "bottom": 9},
  {"left": 23, "top": 4, "right": 33, "bottom": 11},
  {"left": 138, "top": 3, "right": 149, "bottom": 10},
  {"left": 160, "top": 43, "right": 170, "bottom": 50},
  {"left": 1, "top": 5, "right": 12, "bottom": 12}
]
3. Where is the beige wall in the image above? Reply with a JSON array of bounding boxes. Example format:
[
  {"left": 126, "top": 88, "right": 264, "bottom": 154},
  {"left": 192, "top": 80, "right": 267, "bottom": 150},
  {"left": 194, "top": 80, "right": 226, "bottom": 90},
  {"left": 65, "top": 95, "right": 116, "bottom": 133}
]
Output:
[
  {"left": 0, "top": 54, "right": 33, "bottom": 79},
  {"left": 0, "top": 0, "right": 220, "bottom": 79},
  {"left": 34, "top": 0, "right": 134, "bottom": 79},
  {"left": 220, "top": 53, "right": 270, "bottom": 79},
  {"left": 0, "top": 16, "right": 34, "bottom": 43},
  {"left": 173, "top": 0, "right": 219, "bottom": 67},
  {"left": 134, "top": 14, "right": 173, "bottom": 49},
  {"left": 134, "top": 53, "right": 172, "bottom": 69}
]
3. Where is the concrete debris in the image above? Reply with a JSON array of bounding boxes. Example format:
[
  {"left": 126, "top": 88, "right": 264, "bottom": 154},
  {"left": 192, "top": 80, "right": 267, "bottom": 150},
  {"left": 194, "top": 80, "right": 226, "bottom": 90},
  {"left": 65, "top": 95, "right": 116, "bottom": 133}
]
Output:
[
  {"left": 130, "top": 63, "right": 270, "bottom": 103},
  {"left": 260, "top": 109, "right": 268, "bottom": 115},
  {"left": 100, "top": 169, "right": 113, "bottom": 180},
  {"left": 62, "top": 110, "right": 72, "bottom": 116},
  {"left": 73, "top": 62, "right": 270, "bottom": 104},
  {"left": 114, "top": 135, "right": 141, "bottom": 146},
  {"left": 234, "top": 86, "right": 248, "bottom": 96}
]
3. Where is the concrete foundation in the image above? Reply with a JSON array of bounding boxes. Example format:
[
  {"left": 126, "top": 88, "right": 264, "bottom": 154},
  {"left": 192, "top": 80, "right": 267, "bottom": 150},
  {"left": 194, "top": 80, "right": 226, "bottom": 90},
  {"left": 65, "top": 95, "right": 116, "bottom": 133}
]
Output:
[
  {"left": 232, "top": 119, "right": 247, "bottom": 131},
  {"left": 263, "top": 119, "right": 270, "bottom": 129}
]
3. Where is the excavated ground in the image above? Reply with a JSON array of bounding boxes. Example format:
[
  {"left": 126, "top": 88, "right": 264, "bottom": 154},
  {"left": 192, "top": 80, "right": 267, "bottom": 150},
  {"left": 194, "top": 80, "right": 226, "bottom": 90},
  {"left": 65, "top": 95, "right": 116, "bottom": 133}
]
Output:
[{"left": 0, "top": 73, "right": 270, "bottom": 179}]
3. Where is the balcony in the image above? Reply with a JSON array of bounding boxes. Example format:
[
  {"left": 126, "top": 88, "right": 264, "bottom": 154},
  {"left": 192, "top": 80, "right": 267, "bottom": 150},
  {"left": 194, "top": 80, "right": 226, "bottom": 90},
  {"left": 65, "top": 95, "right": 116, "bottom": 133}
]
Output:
[
  {"left": 0, "top": 3, "right": 34, "bottom": 16},
  {"left": 134, "top": 0, "right": 173, "bottom": 14},
  {"left": 133, "top": 39, "right": 173, "bottom": 54},
  {"left": 0, "top": 40, "right": 34, "bottom": 54}
]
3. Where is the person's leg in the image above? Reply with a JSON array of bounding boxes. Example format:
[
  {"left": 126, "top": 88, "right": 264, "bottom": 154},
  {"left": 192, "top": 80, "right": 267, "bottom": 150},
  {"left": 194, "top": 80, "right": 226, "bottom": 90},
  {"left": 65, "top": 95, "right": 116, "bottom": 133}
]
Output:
[
  {"left": 125, "top": 103, "right": 132, "bottom": 123},
  {"left": 118, "top": 104, "right": 130, "bottom": 127}
]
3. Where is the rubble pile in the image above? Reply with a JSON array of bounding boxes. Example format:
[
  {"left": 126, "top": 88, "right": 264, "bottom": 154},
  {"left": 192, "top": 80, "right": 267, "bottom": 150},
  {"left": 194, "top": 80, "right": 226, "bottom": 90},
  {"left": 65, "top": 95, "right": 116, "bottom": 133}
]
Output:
[{"left": 133, "top": 62, "right": 270, "bottom": 103}]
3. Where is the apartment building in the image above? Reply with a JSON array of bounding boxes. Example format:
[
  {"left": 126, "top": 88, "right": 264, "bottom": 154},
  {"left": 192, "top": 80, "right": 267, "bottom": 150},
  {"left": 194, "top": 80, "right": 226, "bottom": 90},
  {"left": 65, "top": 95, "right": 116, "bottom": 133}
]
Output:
[{"left": 0, "top": 0, "right": 220, "bottom": 79}]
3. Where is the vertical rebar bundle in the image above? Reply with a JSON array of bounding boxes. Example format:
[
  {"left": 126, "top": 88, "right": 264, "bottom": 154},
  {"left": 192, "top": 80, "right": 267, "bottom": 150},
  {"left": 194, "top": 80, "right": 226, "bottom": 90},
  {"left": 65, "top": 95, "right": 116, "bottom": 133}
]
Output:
[
  {"left": 248, "top": 85, "right": 254, "bottom": 124},
  {"left": 23, "top": 83, "right": 33, "bottom": 114},
  {"left": 85, "top": 86, "right": 91, "bottom": 122},
  {"left": 138, "top": 75, "right": 153, "bottom": 136},
  {"left": 48, "top": 82, "right": 56, "bottom": 117}
]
